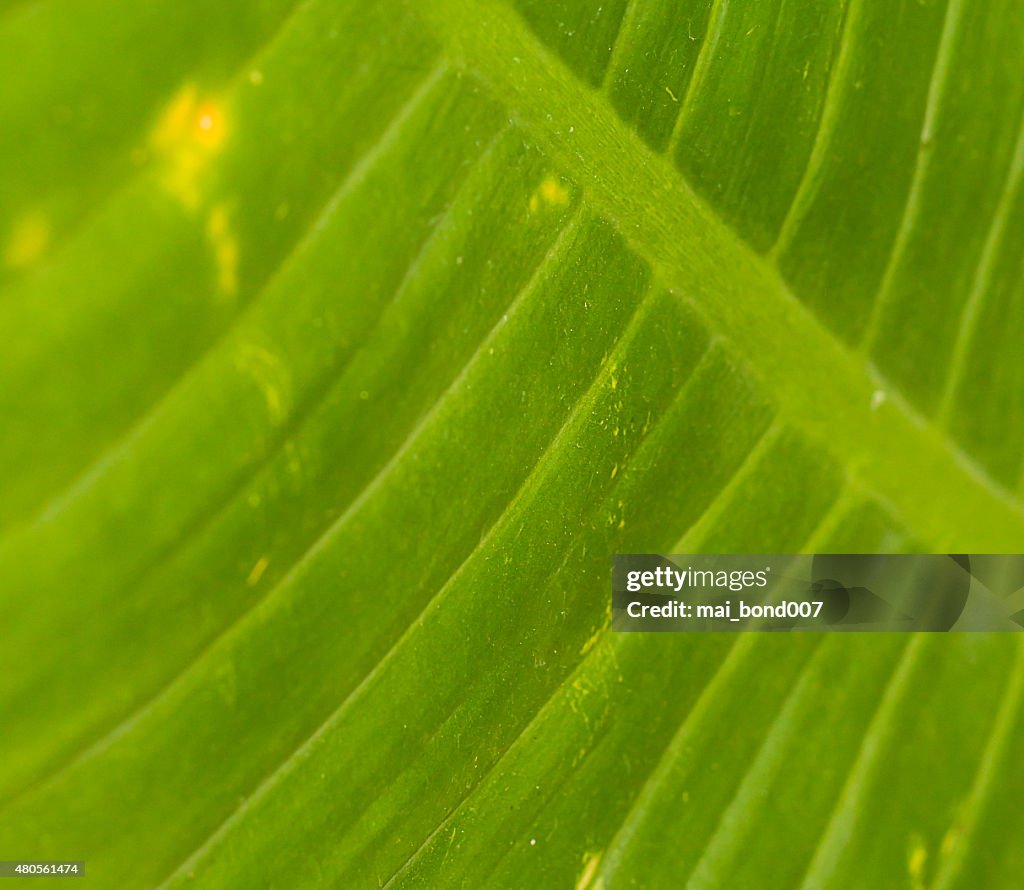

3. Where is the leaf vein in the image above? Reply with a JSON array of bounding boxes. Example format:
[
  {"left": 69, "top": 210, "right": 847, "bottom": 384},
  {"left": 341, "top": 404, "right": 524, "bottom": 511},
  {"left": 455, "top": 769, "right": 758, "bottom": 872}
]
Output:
[
  {"left": 153, "top": 210, "right": 670, "bottom": 889},
  {"left": 420, "top": 0, "right": 1024, "bottom": 550},
  {"left": 937, "top": 105, "right": 1024, "bottom": 423},
  {"left": 19, "top": 61, "right": 448, "bottom": 538},
  {"left": 859, "top": 0, "right": 966, "bottom": 352}
]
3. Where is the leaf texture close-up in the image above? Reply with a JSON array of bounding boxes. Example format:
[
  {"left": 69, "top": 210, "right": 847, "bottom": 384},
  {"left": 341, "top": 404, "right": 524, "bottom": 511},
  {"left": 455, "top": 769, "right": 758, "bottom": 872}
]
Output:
[{"left": 2, "top": 0, "right": 1024, "bottom": 886}]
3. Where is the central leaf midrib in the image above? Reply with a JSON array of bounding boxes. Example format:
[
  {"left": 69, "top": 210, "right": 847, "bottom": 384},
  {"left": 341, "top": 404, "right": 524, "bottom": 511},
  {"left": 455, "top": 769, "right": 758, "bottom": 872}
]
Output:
[{"left": 418, "top": 0, "right": 1024, "bottom": 552}]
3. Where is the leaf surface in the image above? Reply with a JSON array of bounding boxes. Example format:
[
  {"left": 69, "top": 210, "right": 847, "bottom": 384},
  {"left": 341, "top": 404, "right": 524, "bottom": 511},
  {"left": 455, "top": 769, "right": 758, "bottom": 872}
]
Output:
[{"left": 2, "top": 0, "right": 1024, "bottom": 887}]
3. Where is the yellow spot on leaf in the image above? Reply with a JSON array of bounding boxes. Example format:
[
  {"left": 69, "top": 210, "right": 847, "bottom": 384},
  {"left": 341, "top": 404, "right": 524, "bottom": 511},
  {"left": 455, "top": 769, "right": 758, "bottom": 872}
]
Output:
[
  {"left": 610, "top": 464, "right": 618, "bottom": 480},
  {"left": 580, "top": 619, "right": 609, "bottom": 656},
  {"left": 576, "top": 851, "right": 603, "bottom": 890},
  {"left": 206, "top": 203, "right": 239, "bottom": 297},
  {"left": 530, "top": 175, "right": 570, "bottom": 212},
  {"left": 247, "top": 556, "right": 269, "bottom": 587},
  {"left": 941, "top": 826, "right": 960, "bottom": 857},
  {"left": 235, "top": 344, "right": 291, "bottom": 424},
  {"left": 195, "top": 105, "right": 223, "bottom": 143},
  {"left": 540, "top": 176, "right": 569, "bottom": 205},
  {"left": 149, "top": 84, "right": 228, "bottom": 210},
  {"left": 908, "top": 838, "right": 928, "bottom": 889},
  {"left": 5, "top": 212, "right": 50, "bottom": 269}
]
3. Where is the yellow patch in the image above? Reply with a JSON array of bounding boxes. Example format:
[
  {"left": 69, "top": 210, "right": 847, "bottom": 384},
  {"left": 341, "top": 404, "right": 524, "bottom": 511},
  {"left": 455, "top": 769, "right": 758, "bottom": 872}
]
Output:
[
  {"left": 530, "top": 175, "right": 571, "bottom": 212},
  {"left": 908, "top": 838, "right": 928, "bottom": 888},
  {"left": 149, "top": 84, "right": 228, "bottom": 211},
  {"left": 235, "top": 344, "right": 291, "bottom": 424},
  {"left": 5, "top": 212, "right": 50, "bottom": 269},
  {"left": 575, "top": 852, "right": 603, "bottom": 890},
  {"left": 206, "top": 203, "right": 239, "bottom": 297},
  {"left": 194, "top": 103, "right": 225, "bottom": 147},
  {"left": 579, "top": 620, "right": 608, "bottom": 656},
  {"left": 540, "top": 176, "right": 569, "bottom": 205},
  {"left": 940, "top": 826, "right": 960, "bottom": 857},
  {"left": 246, "top": 556, "right": 269, "bottom": 587}
]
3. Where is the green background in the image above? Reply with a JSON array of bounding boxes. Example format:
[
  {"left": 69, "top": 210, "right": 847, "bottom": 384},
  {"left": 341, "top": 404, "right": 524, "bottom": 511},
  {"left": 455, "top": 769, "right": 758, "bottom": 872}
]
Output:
[{"left": 2, "top": 0, "right": 1023, "bottom": 886}]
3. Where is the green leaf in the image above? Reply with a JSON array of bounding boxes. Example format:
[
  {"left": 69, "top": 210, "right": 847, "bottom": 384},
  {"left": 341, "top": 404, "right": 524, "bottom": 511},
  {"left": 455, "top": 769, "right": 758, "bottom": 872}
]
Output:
[{"left": 2, "top": 0, "right": 1023, "bottom": 887}]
